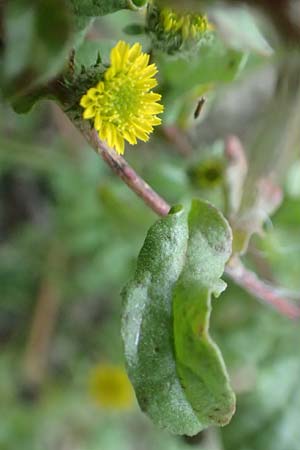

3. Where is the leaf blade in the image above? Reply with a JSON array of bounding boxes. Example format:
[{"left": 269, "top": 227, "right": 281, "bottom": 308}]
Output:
[
  {"left": 173, "top": 200, "right": 235, "bottom": 427},
  {"left": 122, "top": 200, "right": 235, "bottom": 435},
  {"left": 122, "top": 205, "right": 202, "bottom": 435}
]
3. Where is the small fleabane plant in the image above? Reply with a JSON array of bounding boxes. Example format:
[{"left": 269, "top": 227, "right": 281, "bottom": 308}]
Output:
[
  {"left": 80, "top": 40, "right": 164, "bottom": 155},
  {"left": 146, "top": 1, "right": 214, "bottom": 55}
]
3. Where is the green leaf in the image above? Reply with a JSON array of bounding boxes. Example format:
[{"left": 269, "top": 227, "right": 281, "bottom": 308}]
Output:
[
  {"left": 2, "top": 0, "right": 74, "bottom": 112},
  {"left": 173, "top": 200, "right": 235, "bottom": 427},
  {"left": 3, "top": 0, "right": 73, "bottom": 93},
  {"left": 69, "top": 0, "right": 128, "bottom": 17},
  {"left": 10, "top": 88, "right": 46, "bottom": 114},
  {"left": 158, "top": 39, "right": 245, "bottom": 93},
  {"left": 123, "top": 23, "right": 145, "bottom": 35},
  {"left": 159, "top": 37, "right": 247, "bottom": 124},
  {"left": 130, "top": 0, "right": 148, "bottom": 6},
  {"left": 121, "top": 199, "right": 235, "bottom": 435},
  {"left": 211, "top": 6, "right": 273, "bottom": 56}
]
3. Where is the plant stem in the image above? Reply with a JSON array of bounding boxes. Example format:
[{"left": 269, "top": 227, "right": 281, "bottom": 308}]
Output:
[
  {"left": 23, "top": 278, "right": 60, "bottom": 391},
  {"left": 226, "top": 259, "right": 300, "bottom": 319},
  {"left": 71, "top": 120, "right": 300, "bottom": 320},
  {"left": 22, "top": 243, "right": 65, "bottom": 397},
  {"left": 81, "top": 126, "right": 170, "bottom": 217}
]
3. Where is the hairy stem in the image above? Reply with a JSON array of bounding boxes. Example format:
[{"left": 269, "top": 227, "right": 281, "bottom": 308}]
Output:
[
  {"left": 70, "top": 119, "right": 300, "bottom": 320},
  {"left": 80, "top": 125, "right": 170, "bottom": 217},
  {"left": 226, "top": 259, "right": 300, "bottom": 320}
]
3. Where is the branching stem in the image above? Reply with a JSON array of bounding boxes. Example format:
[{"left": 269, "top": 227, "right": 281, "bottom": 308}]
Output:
[
  {"left": 226, "top": 259, "right": 300, "bottom": 320},
  {"left": 75, "top": 121, "right": 300, "bottom": 320},
  {"left": 82, "top": 127, "right": 170, "bottom": 217}
]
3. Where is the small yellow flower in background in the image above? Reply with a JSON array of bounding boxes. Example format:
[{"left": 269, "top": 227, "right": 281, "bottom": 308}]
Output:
[
  {"left": 89, "top": 363, "right": 134, "bottom": 409},
  {"left": 146, "top": 1, "right": 214, "bottom": 55},
  {"left": 80, "top": 41, "right": 164, "bottom": 155},
  {"left": 160, "top": 7, "right": 213, "bottom": 40}
]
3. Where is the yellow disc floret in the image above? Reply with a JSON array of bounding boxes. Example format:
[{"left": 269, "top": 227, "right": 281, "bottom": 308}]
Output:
[{"left": 80, "top": 41, "right": 164, "bottom": 155}]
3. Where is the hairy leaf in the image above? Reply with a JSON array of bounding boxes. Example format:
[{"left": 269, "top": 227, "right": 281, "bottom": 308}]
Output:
[
  {"left": 69, "top": 0, "right": 130, "bottom": 17},
  {"left": 122, "top": 199, "right": 235, "bottom": 435}
]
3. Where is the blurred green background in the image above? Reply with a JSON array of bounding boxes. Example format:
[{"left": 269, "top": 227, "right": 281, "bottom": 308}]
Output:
[{"left": 1, "top": 6, "right": 300, "bottom": 450}]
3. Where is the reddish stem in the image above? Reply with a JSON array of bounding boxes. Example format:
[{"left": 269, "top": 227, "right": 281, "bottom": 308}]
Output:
[
  {"left": 85, "top": 128, "right": 170, "bottom": 217},
  {"left": 226, "top": 261, "right": 300, "bottom": 320},
  {"left": 75, "top": 122, "right": 300, "bottom": 320}
]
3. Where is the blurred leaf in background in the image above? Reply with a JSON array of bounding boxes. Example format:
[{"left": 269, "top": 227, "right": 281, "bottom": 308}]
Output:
[{"left": 1, "top": 2, "right": 300, "bottom": 450}]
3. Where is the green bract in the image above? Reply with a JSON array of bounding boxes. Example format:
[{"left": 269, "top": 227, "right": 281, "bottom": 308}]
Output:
[{"left": 121, "top": 199, "right": 235, "bottom": 435}]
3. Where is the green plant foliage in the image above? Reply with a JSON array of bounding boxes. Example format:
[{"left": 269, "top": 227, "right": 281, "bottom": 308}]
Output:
[
  {"left": 159, "top": 39, "right": 245, "bottom": 91},
  {"left": 212, "top": 283, "right": 300, "bottom": 450},
  {"left": 2, "top": 0, "right": 73, "bottom": 102},
  {"left": 1, "top": 1, "right": 300, "bottom": 449},
  {"left": 173, "top": 201, "right": 235, "bottom": 427},
  {"left": 122, "top": 199, "right": 235, "bottom": 435},
  {"left": 159, "top": 38, "right": 247, "bottom": 124},
  {"left": 69, "top": 0, "right": 137, "bottom": 17}
]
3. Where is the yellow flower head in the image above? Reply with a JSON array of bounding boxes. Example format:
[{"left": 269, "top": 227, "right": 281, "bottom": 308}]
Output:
[
  {"left": 89, "top": 364, "right": 134, "bottom": 409},
  {"left": 160, "top": 8, "right": 213, "bottom": 40},
  {"left": 147, "top": 2, "right": 214, "bottom": 55},
  {"left": 80, "top": 41, "right": 164, "bottom": 155}
]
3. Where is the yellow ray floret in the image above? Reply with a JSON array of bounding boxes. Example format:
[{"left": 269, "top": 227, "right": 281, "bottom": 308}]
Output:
[{"left": 80, "top": 41, "right": 164, "bottom": 155}]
